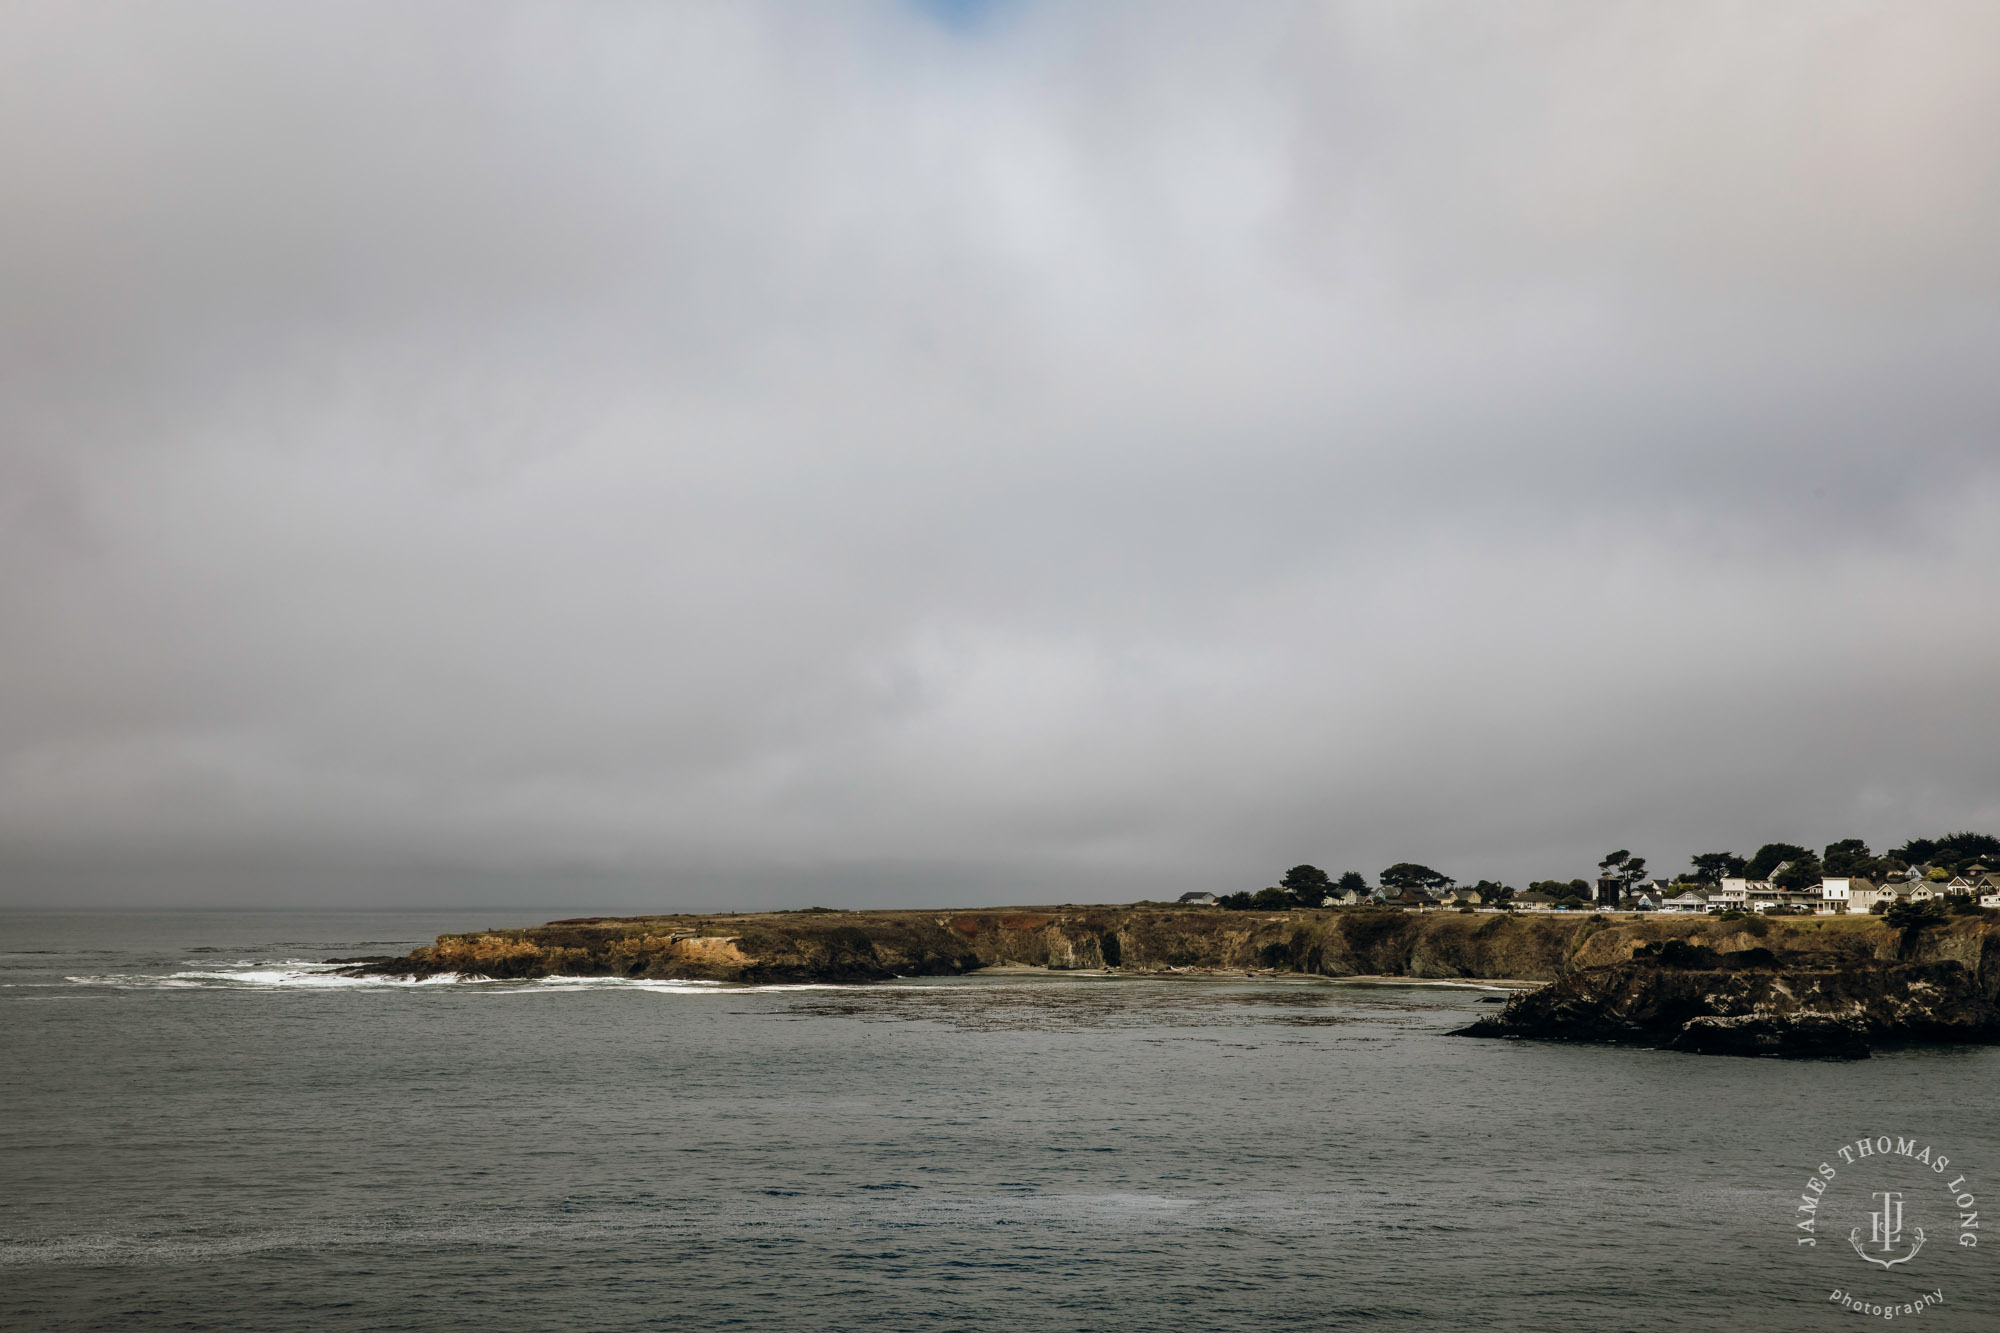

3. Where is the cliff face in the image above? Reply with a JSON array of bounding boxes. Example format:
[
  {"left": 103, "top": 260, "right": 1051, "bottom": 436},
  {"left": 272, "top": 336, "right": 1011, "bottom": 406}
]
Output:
[
  {"left": 1455, "top": 916, "right": 2000, "bottom": 1057},
  {"left": 357, "top": 906, "right": 1597, "bottom": 984},
  {"left": 385, "top": 915, "right": 985, "bottom": 984},
  {"left": 359, "top": 909, "right": 2000, "bottom": 1054}
]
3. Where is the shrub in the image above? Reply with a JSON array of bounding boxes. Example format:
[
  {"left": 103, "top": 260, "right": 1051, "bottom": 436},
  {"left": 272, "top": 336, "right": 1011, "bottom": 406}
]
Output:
[
  {"left": 1639, "top": 938, "right": 1718, "bottom": 968},
  {"left": 1885, "top": 899, "right": 1948, "bottom": 931}
]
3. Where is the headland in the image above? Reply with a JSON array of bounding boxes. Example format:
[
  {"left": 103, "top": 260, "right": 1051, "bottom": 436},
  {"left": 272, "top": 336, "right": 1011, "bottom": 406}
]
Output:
[
  {"left": 351, "top": 905, "right": 2000, "bottom": 1057},
  {"left": 347, "top": 904, "right": 1589, "bottom": 984}
]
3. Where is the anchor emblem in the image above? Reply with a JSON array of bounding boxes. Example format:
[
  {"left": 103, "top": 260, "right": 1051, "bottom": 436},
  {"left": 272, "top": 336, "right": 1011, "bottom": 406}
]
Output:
[{"left": 1849, "top": 1190, "right": 1925, "bottom": 1269}]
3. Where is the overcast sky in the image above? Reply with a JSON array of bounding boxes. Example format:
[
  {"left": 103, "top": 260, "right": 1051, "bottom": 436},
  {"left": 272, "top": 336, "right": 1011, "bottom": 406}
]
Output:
[{"left": 3, "top": 1, "right": 1998, "bottom": 909}]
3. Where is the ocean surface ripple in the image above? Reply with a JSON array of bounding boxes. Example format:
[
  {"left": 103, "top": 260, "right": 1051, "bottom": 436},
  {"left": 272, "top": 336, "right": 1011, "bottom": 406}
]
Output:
[{"left": 3, "top": 910, "right": 1994, "bottom": 1331}]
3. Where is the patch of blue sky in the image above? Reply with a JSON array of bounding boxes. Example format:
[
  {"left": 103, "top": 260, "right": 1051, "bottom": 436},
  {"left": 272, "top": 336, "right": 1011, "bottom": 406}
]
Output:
[{"left": 910, "top": 0, "right": 1021, "bottom": 35}]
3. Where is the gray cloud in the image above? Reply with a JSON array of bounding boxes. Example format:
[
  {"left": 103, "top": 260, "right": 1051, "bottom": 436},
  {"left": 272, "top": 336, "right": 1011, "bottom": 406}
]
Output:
[{"left": 3, "top": 1, "right": 1998, "bottom": 907}]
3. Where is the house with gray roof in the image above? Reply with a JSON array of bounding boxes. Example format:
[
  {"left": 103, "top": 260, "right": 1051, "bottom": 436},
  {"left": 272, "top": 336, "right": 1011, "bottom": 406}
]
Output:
[{"left": 1850, "top": 879, "right": 1914, "bottom": 913}]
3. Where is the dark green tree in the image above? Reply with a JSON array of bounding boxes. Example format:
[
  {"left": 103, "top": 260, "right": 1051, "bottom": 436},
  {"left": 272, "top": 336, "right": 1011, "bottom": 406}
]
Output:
[
  {"left": 1772, "top": 856, "right": 1824, "bottom": 893},
  {"left": 1334, "top": 871, "right": 1368, "bottom": 898},
  {"left": 1222, "top": 887, "right": 1300, "bottom": 911},
  {"left": 1821, "top": 839, "right": 1871, "bottom": 876},
  {"left": 1599, "top": 850, "right": 1648, "bottom": 890},
  {"left": 1895, "top": 836, "right": 1938, "bottom": 866},
  {"left": 1891, "top": 832, "right": 2000, "bottom": 875},
  {"left": 1380, "top": 863, "right": 1454, "bottom": 894},
  {"left": 1471, "top": 880, "right": 1514, "bottom": 904},
  {"left": 1280, "top": 864, "right": 1334, "bottom": 907},
  {"left": 1884, "top": 899, "right": 1947, "bottom": 932},
  {"left": 1687, "top": 852, "right": 1747, "bottom": 885},
  {"left": 1745, "top": 843, "right": 1810, "bottom": 881}
]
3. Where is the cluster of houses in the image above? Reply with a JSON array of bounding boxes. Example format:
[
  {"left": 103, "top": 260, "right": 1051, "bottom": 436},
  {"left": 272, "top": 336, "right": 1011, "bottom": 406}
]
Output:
[
  {"left": 1641, "top": 867, "right": 2000, "bottom": 916},
  {"left": 1180, "top": 866, "right": 2000, "bottom": 914}
]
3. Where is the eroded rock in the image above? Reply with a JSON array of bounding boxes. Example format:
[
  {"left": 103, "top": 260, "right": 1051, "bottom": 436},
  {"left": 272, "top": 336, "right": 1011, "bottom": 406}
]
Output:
[{"left": 1453, "top": 921, "right": 2000, "bottom": 1058}]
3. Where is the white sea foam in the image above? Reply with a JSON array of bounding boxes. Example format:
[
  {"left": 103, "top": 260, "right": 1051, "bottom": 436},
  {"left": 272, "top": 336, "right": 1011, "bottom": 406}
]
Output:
[
  {"left": 185, "top": 967, "right": 473, "bottom": 988},
  {"left": 492, "top": 977, "right": 857, "bottom": 994},
  {"left": 67, "top": 965, "right": 478, "bottom": 990},
  {"left": 61, "top": 966, "right": 860, "bottom": 993}
]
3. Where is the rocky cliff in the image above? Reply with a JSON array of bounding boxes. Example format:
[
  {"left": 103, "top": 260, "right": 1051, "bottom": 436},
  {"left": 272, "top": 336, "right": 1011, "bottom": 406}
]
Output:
[
  {"left": 1453, "top": 914, "right": 2000, "bottom": 1057},
  {"left": 355, "top": 908, "right": 2000, "bottom": 1055},
  {"left": 352, "top": 905, "right": 1596, "bottom": 984}
]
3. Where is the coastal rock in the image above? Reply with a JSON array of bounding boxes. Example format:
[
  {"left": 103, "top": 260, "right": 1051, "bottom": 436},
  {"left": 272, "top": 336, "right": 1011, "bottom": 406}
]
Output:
[
  {"left": 1453, "top": 920, "right": 2000, "bottom": 1058},
  {"left": 353, "top": 905, "right": 2000, "bottom": 1060},
  {"left": 350, "top": 905, "right": 1595, "bottom": 984}
]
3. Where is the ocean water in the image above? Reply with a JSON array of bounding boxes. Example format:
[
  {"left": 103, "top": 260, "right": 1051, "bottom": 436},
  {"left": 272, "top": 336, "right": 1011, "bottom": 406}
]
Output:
[{"left": 2, "top": 910, "right": 1994, "bottom": 1331}]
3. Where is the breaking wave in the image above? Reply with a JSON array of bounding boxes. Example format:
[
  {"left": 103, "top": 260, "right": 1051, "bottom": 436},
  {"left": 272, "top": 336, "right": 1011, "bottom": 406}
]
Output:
[{"left": 61, "top": 965, "right": 857, "bottom": 993}]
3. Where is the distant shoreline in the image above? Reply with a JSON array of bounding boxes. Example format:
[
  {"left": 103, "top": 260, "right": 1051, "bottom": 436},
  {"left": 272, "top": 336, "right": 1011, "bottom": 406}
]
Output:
[
  {"left": 349, "top": 904, "right": 1601, "bottom": 986},
  {"left": 963, "top": 962, "right": 1543, "bottom": 988}
]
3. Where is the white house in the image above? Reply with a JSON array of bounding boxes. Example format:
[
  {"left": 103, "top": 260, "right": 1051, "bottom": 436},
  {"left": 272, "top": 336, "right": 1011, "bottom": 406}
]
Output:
[
  {"left": 1712, "top": 872, "right": 1792, "bottom": 912},
  {"left": 1712, "top": 879, "right": 1753, "bottom": 911},
  {"left": 1659, "top": 889, "right": 1710, "bottom": 914},
  {"left": 1820, "top": 876, "right": 1871, "bottom": 910}
]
